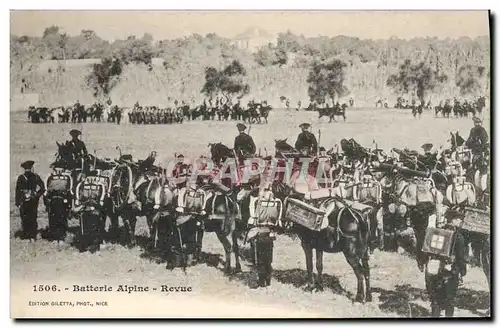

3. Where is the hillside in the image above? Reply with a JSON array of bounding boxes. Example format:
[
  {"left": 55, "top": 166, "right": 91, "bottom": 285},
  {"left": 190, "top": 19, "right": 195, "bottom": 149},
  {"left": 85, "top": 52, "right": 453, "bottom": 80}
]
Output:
[
  {"left": 10, "top": 30, "right": 490, "bottom": 110},
  {"left": 10, "top": 56, "right": 484, "bottom": 110}
]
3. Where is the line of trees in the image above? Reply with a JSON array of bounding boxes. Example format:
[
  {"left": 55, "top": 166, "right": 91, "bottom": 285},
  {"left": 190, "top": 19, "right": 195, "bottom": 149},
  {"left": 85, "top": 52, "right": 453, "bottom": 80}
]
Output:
[{"left": 11, "top": 26, "right": 490, "bottom": 103}]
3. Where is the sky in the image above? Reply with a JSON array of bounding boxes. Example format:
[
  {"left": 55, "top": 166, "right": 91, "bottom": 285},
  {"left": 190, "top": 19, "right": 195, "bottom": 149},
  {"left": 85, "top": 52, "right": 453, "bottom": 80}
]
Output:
[{"left": 10, "top": 10, "right": 490, "bottom": 41}]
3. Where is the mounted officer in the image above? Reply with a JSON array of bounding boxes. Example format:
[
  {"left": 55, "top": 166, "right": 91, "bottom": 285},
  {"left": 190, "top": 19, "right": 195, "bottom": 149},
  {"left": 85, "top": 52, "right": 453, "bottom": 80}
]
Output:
[
  {"left": 68, "top": 129, "right": 89, "bottom": 174},
  {"left": 295, "top": 123, "right": 318, "bottom": 156},
  {"left": 234, "top": 123, "right": 256, "bottom": 158},
  {"left": 466, "top": 117, "right": 489, "bottom": 155},
  {"left": 419, "top": 143, "right": 438, "bottom": 171},
  {"left": 15, "top": 161, "right": 46, "bottom": 242},
  {"left": 68, "top": 129, "right": 88, "bottom": 158}
]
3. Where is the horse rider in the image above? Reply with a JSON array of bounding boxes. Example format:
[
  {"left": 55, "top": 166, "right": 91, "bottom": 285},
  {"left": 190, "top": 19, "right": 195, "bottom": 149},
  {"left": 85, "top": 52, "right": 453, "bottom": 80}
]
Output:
[
  {"left": 68, "top": 129, "right": 89, "bottom": 173},
  {"left": 466, "top": 117, "right": 489, "bottom": 155},
  {"left": 15, "top": 160, "right": 46, "bottom": 242},
  {"left": 419, "top": 143, "right": 438, "bottom": 172},
  {"left": 234, "top": 123, "right": 256, "bottom": 159},
  {"left": 295, "top": 123, "right": 318, "bottom": 156}
]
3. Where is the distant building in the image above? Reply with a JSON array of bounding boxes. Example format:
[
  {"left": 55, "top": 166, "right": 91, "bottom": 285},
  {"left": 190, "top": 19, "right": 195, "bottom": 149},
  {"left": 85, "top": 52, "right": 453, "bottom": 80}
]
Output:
[{"left": 232, "top": 27, "right": 277, "bottom": 52}]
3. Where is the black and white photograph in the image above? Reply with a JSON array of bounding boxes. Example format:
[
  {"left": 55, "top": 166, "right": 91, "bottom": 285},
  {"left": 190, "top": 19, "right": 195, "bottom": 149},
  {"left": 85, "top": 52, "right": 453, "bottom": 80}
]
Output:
[{"left": 9, "top": 10, "right": 491, "bottom": 318}]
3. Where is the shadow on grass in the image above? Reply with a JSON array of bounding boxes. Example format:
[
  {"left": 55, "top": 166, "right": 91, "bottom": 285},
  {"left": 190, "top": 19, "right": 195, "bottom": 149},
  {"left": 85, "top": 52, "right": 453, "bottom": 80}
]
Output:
[{"left": 373, "top": 283, "right": 490, "bottom": 318}]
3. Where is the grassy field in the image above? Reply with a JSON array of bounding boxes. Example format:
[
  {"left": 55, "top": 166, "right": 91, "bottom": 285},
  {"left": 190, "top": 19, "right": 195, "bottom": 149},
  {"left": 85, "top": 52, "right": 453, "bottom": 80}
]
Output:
[{"left": 10, "top": 107, "right": 490, "bottom": 318}]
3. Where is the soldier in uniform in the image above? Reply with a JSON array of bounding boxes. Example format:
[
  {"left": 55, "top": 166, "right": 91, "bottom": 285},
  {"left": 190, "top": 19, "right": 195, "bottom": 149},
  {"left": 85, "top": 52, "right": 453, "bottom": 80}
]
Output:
[
  {"left": 68, "top": 129, "right": 89, "bottom": 174},
  {"left": 466, "top": 117, "right": 489, "bottom": 155},
  {"left": 172, "top": 154, "right": 192, "bottom": 189},
  {"left": 419, "top": 143, "right": 438, "bottom": 171},
  {"left": 68, "top": 129, "right": 88, "bottom": 158},
  {"left": 234, "top": 123, "right": 256, "bottom": 158},
  {"left": 15, "top": 161, "right": 46, "bottom": 242},
  {"left": 295, "top": 123, "right": 318, "bottom": 156}
]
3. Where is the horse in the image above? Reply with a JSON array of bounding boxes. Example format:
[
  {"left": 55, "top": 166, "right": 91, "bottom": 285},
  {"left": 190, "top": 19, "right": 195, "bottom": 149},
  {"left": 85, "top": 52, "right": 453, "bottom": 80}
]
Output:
[
  {"left": 108, "top": 155, "right": 172, "bottom": 246},
  {"left": 208, "top": 143, "right": 234, "bottom": 168},
  {"left": 175, "top": 180, "right": 245, "bottom": 274},
  {"left": 412, "top": 104, "right": 423, "bottom": 118},
  {"left": 317, "top": 104, "right": 346, "bottom": 122},
  {"left": 378, "top": 166, "right": 444, "bottom": 270},
  {"left": 270, "top": 180, "right": 372, "bottom": 302},
  {"left": 258, "top": 104, "right": 272, "bottom": 124}
]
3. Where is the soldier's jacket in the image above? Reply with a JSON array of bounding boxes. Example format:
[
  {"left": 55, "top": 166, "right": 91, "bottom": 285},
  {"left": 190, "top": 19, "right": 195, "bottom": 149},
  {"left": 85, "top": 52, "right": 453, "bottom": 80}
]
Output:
[
  {"left": 419, "top": 153, "right": 438, "bottom": 170},
  {"left": 68, "top": 139, "right": 88, "bottom": 157},
  {"left": 15, "top": 171, "right": 46, "bottom": 207},
  {"left": 466, "top": 126, "right": 489, "bottom": 152},
  {"left": 234, "top": 133, "right": 256, "bottom": 156},
  {"left": 295, "top": 131, "right": 318, "bottom": 153}
]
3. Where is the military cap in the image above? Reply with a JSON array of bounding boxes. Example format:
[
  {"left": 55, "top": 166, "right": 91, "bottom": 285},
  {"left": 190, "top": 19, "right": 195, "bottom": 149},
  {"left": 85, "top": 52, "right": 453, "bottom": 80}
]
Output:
[
  {"left": 421, "top": 143, "right": 433, "bottom": 151},
  {"left": 299, "top": 123, "right": 311, "bottom": 129},
  {"left": 21, "top": 160, "right": 35, "bottom": 169},
  {"left": 237, "top": 123, "right": 247, "bottom": 131},
  {"left": 472, "top": 117, "right": 482, "bottom": 124},
  {"left": 177, "top": 154, "right": 184, "bottom": 158},
  {"left": 70, "top": 129, "right": 82, "bottom": 137}
]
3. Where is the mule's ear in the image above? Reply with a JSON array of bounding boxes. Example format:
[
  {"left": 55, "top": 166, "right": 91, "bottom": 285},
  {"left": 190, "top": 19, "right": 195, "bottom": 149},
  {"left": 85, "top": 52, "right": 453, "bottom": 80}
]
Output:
[{"left": 284, "top": 138, "right": 287, "bottom": 142}]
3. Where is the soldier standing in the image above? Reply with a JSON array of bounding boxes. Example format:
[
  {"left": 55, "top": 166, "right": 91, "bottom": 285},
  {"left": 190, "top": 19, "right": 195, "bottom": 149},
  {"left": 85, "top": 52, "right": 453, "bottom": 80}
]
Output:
[
  {"left": 295, "top": 123, "right": 318, "bottom": 156},
  {"left": 15, "top": 161, "right": 46, "bottom": 242},
  {"left": 234, "top": 123, "right": 256, "bottom": 158},
  {"left": 68, "top": 129, "right": 89, "bottom": 174}
]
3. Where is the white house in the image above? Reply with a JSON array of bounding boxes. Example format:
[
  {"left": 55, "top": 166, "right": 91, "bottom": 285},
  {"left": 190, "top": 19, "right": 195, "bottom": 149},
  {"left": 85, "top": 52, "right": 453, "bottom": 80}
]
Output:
[{"left": 232, "top": 27, "right": 277, "bottom": 52}]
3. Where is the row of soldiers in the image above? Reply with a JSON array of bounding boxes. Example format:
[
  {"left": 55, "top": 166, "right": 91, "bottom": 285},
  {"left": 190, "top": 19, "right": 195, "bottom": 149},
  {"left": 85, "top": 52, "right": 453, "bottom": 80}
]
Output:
[{"left": 129, "top": 103, "right": 184, "bottom": 125}]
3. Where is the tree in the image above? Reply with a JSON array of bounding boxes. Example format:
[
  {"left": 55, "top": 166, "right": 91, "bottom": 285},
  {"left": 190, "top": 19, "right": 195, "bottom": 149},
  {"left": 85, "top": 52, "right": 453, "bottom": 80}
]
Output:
[
  {"left": 387, "top": 59, "right": 448, "bottom": 104},
  {"left": 85, "top": 57, "right": 123, "bottom": 99},
  {"left": 456, "top": 64, "right": 485, "bottom": 95},
  {"left": 10, "top": 35, "right": 46, "bottom": 71},
  {"left": 42, "top": 25, "right": 68, "bottom": 61},
  {"left": 201, "top": 60, "right": 250, "bottom": 101},
  {"left": 116, "top": 37, "right": 154, "bottom": 70},
  {"left": 307, "top": 59, "right": 349, "bottom": 105}
]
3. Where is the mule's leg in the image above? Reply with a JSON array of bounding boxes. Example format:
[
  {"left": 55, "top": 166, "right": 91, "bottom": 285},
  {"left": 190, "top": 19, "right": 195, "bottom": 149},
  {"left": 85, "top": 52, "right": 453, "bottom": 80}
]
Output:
[
  {"left": 124, "top": 216, "right": 137, "bottom": 247},
  {"left": 108, "top": 212, "right": 120, "bottom": 242},
  {"left": 362, "top": 250, "right": 372, "bottom": 302},
  {"left": 481, "top": 245, "right": 491, "bottom": 290},
  {"left": 431, "top": 303, "right": 441, "bottom": 317},
  {"left": 344, "top": 246, "right": 365, "bottom": 303},
  {"left": 195, "top": 225, "right": 204, "bottom": 261},
  {"left": 216, "top": 233, "right": 233, "bottom": 275},
  {"left": 343, "top": 114, "right": 346, "bottom": 121},
  {"left": 315, "top": 249, "right": 324, "bottom": 291},
  {"left": 301, "top": 241, "right": 315, "bottom": 291},
  {"left": 232, "top": 232, "right": 242, "bottom": 273}
]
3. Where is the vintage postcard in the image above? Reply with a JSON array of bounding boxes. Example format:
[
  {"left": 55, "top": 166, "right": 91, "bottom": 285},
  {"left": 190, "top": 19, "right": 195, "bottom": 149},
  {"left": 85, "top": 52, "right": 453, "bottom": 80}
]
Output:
[{"left": 10, "top": 10, "right": 491, "bottom": 318}]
